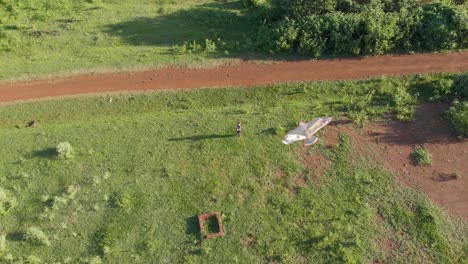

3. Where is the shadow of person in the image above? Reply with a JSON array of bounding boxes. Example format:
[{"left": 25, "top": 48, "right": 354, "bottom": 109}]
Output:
[{"left": 169, "top": 134, "right": 235, "bottom": 142}]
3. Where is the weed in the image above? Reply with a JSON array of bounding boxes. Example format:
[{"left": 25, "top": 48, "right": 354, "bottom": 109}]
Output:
[
  {"left": 446, "top": 100, "right": 468, "bottom": 138},
  {"left": 89, "top": 256, "right": 102, "bottom": 264},
  {"left": 204, "top": 39, "right": 217, "bottom": 53},
  {"left": 0, "top": 234, "right": 5, "bottom": 253},
  {"left": 349, "top": 111, "right": 369, "bottom": 127},
  {"left": 412, "top": 146, "right": 432, "bottom": 166},
  {"left": 25, "top": 227, "right": 50, "bottom": 246},
  {"left": 109, "top": 190, "right": 134, "bottom": 210},
  {"left": 0, "top": 187, "right": 15, "bottom": 216},
  {"left": 26, "top": 255, "right": 42, "bottom": 264},
  {"left": 56, "top": 142, "right": 74, "bottom": 159}
]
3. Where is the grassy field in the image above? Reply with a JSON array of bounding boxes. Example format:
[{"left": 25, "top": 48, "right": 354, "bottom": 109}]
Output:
[
  {"left": 0, "top": 0, "right": 283, "bottom": 81},
  {"left": 0, "top": 74, "right": 466, "bottom": 263}
]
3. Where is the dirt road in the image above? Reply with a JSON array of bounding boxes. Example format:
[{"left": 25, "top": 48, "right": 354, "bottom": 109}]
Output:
[{"left": 1, "top": 52, "right": 467, "bottom": 103}]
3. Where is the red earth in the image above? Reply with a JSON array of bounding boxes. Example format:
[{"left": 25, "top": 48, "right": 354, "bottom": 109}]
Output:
[
  {"left": 0, "top": 51, "right": 467, "bottom": 103},
  {"left": 318, "top": 104, "right": 467, "bottom": 219},
  {"left": 0, "top": 52, "right": 466, "bottom": 218}
]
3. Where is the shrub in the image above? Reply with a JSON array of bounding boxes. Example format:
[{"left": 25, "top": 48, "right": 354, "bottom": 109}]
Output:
[
  {"left": 452, "top": 73, "right": 468, "bottom": 99},
  {"left": 25, "top": 227, "right": 50, "bottom": 246},
  {"left": 26, "top": 255, "right": 42, "bottom": 264},
  {"left": 204, "top": 39, "right": 216, "bottom": 53},
  {"left": 89, "top": 256, "right": 102, "bottom": 264},
  {"left": 56, "top": 142, "right": 73, "bottom": 159},
  {"left": 0, "top": 187, "right": 15, "bottom": 216},
  {"left": 255, "top": 1, "right": 466, "bottom": 57},
  {"left": 110, "top": 190, "right": 134, "bottom": 210},
  {"left": 242, "top": 0, "right": 269, "bottom": 7},
  {"left": 415, "top": 78, "right": 454, "bottom": 102},
  {"left": 446, "top": 100, "right": 468, "bottom": 137},
  {"left": 0, "top": 234, "right": 6, "bottom": 253},
  {"left": 412, "top": 146, "right": 432, "bottom": 166},
  {"left": 416, "top": 3, "right": 464, "bottom": 51},
  {"left": 274, "top": 0, "right": 337, "bottom": 16}
]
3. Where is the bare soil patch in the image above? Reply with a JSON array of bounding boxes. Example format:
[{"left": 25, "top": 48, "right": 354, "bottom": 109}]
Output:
[
  {"left": 1, "top": 52, "right": 467, "bottom": 103},
  {"left": 313, "top": 104, "right": 467, "bottom": 219}
]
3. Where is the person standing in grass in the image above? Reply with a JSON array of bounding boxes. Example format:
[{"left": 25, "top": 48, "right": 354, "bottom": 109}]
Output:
[{"left": 236, "top": 122, "right": 242, "bottom": 136}]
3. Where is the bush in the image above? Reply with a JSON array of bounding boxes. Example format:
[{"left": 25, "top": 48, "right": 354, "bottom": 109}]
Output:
[
  {"left": 255, "top": 1, "right": 466, "bottom": 57},
  {"left": 110, "top": 190, "right": 134, "bottom": 210},
  {"left": 242, "top": 0, "right": 269, "bottom": 7},
  {"left": 56, "top": 142, "right": 73, "bottom": 159},
  {"left": 446, "top": 100, "right": 468, "bottom": 138},
  {"left": 412, "top": 146, "right": 432, "bottom": 166},
  {"left": 0, "top": 234, "right": 6, "bottom": 253},
  {"left": 415, "top": 77, "right": 454, "bottom": 102},
  {"left": 275, "top": 0, "right": 337, "bottom": 16},
  {"left": 452, "top": 73, "right": 468, "bottom": 99},
  {"left": 0, "top": 187, "right": 15, "bottom": 216},
  {"left": 25, "top": 227, "right": 50, "bottom": 246},
  {"left": 415, "top": 3, "right": 465, "bottom": 51}
]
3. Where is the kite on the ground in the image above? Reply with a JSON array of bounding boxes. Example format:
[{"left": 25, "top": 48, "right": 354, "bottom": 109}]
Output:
[{"left": 282, "top": 117, "right": 333, "bottom": 145}]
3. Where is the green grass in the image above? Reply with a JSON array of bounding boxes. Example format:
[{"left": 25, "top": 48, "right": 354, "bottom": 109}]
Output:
[
  {"left": 0, "top": 74, "right": 467, "bottom": 263},
  {"left": 411, "top": 146, "right": 432, "bottom": 166},
  {"left": 0, "top": 0, "right": 283, "bottom": 81}
]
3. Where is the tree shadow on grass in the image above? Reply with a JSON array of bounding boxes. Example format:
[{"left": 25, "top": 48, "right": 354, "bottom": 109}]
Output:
[
  {"left": 103, "top": 2, "right": 250, "bottom": 47},
  {"left": 186, "top": 215, "right": 202, "bottom": 255},
  {"left": 7, "top": 231, "right": 24, "bottom": 242},
  {"left": 31, "top": 147, "right": 57, "bottom": 159},
  {"left": 169, "top": 134, "right": 235, "bottom": 142},
  {"left": 101, "top": 1, "right": 306, "bottom": 62},
  {"left": 186, "top": 215, "right": 201, "bottom": 238},
  {"left": 367, "top": 103, "right": 458, "bottom": 146}
]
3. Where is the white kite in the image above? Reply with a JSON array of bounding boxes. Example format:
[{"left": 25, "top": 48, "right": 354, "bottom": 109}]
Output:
[{"left": 282, "top": 117, "right": 333, "bottom": 145}]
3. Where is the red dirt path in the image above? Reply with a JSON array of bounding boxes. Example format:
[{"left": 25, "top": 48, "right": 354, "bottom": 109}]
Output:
[{"left": 1, "top": 52, "right": 467, "bottom": 103}]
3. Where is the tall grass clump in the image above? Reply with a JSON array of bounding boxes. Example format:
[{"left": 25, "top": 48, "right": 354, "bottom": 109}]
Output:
[
  {"left": 0, "top": 187, "right": 15, "bottom": 216},
  {"left": 25, "top": 227, "right": 50, "bottom": 246},
  {"left": 446, "top": 100, "right": 468, "bottom": 138},
  {"left": 0, "top": 234, "right": 6, "bottom": 253},
  {"left": 56, "top": 142, "right": 73, "bottom": 159},
  {"left": 412, "top": 146, "right": 432, "bottom": 166}
]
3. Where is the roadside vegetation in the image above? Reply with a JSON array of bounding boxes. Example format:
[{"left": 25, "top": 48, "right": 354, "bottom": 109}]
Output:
[
  {"left": 0, "top": 73, "right": 466, "bottom": 263},
  {"left": 446, "top": 100, "right": 468, "bottom": 138},
  {"left": 249, "top": 0, "right": 467, "bottom": 57},
  {"left": 412, "top": 146, "right": 432, "bottom": 166},
  {"left": 0, "top": 0, "right": 466, "bottom": 80}
]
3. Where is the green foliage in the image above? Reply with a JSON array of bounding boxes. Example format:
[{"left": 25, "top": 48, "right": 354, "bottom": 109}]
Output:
[
  {"left": 257, "top": 1, "right": 467, "bottom": 57},
  {"left": 56, "top": 142, "right": 73, "bottom": 159},
  {"left": 25, "top": 227, "right": 50, "bottom": 246},
  {"left": 0, "top": 0, "right": 466, "bottom": 80},
  {"left": 0, "top": 187, "right": 15, "bottom": 217},
  {"left": 412, "top": 146, "right": 432, "bottom": 166},
  {"left": 452, "top": 73, "right": 468, "bottom": 99},
  {"left": 446, "top": 100, "right": 468, "bottom": 137},
  {"left": 0, "top": 234, "right": 6, "bottom": 253},
  {"left": 109, "top": 190, "right": 135, "bottom": 210},
  {"left": 242, "top": 0, "right": 269, "bottom": 8},
  {"left": 415, "top": 3, "right": 466, "bottom": 51},
  {"left": 0, "top": 74, "right": 466, "bottom": 262},
  {"left": 415, "top": 78, "right": 455, "bottom": 102},
  {"left": 275, "top": 0, "right": 337, "bottom": 16}
]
